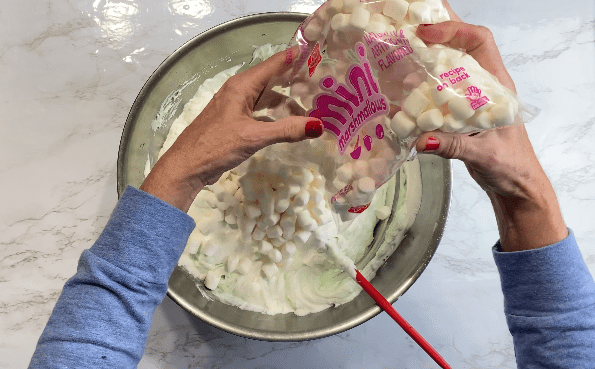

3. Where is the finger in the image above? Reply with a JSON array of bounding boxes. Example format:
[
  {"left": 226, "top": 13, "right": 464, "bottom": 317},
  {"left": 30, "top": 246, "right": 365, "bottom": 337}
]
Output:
[
  {"left": 415, "top": 131, "right": 483, "bottom": 166},
  {"left": 234, "top": 45, "right": 300, "bottom": 106},
  {"left": 417, "top": 22, "right": 516, "bottom": 92},
  {"left": 440, "top": 0, "right": 463, "bottom": 22},
  {"left": 257, "top": 117, "right": 323, "bottom": 146}
]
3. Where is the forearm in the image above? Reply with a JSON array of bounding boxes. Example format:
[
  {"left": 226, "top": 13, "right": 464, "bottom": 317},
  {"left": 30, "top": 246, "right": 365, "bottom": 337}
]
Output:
[{"left": 29, "top": 186, "right": 195, "bottom": 368}]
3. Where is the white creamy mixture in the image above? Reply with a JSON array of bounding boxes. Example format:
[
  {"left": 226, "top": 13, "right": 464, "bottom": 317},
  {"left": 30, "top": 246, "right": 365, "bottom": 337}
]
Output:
[{"left": 147, "top": 44, "right": 422, "bottom": 316}]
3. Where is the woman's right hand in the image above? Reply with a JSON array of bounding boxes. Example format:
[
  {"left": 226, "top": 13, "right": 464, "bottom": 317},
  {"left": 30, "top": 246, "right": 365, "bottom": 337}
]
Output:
[{"left": 413, "top": 1, "right": 567, "bottom": 251}]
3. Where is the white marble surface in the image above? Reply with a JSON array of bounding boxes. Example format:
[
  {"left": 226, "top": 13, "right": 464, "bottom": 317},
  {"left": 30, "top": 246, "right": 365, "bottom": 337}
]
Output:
[{"left": 1, "top": 0, "right": 594, "bottom": 368}]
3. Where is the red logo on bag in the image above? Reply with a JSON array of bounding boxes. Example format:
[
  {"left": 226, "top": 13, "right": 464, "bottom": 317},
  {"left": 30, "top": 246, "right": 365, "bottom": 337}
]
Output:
[
  {"left": 348, "top": 203, "right": 371, "bottom": 213},
  {"left": 466, "top": 86, "right": 490, "bottom": 110},
  {"left": 308, "top": 42, "right": 322, "bottom": 77}
]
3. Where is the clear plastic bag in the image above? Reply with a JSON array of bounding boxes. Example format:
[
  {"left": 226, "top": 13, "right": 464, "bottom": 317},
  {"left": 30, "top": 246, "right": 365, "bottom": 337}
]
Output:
[{"left": 253, "top": 0, "right": 538, "bottom": 229}]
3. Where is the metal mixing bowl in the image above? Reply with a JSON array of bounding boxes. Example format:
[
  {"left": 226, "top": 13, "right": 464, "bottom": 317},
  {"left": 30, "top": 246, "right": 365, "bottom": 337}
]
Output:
[{"left": 117, "top": 12, "right": 451, "bottom": 341}]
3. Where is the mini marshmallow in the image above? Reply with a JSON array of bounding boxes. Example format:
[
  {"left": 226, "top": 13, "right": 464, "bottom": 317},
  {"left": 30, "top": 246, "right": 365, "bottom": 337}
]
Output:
[
  {"left": 202, "top": 239, "right": 218, "bottom": 257},
  {"left": 370, "top": 13, "right": 391, "bottom": 25},
  {"left": 288, "top": 168, "right": 314, "bottom": 187},
  {"left": 262, "top": 213, "right": 280, "bottom": 228},
  {"left": 238, "top": 215, "right": 255, "bottom": 232},
  {"left": 252, "top": 227, "right": 266, "bottom": 241},
  {"left": 204, "top": 270, "right": 221, "bottom": 290},
  {"left": 440, "top": 114, "right": 466, "bottom": 132},
  {"left": 432, "top": 7, "right": 449, "bottom": 23},
  {"left": 304, "top": 19, "right": 323, "bottom": 42},
  {"left": 429, "top": 85, "right": 458, "bottom": 106},
  {"left": 366, "top": 21, "right": 386, "bottom": 34},
  {"left": 408, "top": 2, "right": 432, "bottom": 24},
  {"left": 296, "top": 209, "right": 316, "bottom": 228},
  {"left": 283, "top": 225, "right": 296, "bottom": 240},
  {"left": 403, "top": 88, "right": 431, "bottom": 119},
  {"left": 210, "top": 182, "right": 227, "bottom": 201},
  {"left": 448, "top": 96, "right": 475, "bottom": 121},
  {"left": 349, "top": 6, "right": 370, "bottom": 30},
  {"left": 279, "top": 213, "right": 297, "bottom": 229},
  {"left": 416, "top": 81, "right": 430, "bottom": 96},
  {"left": 223, "top": 180, "right": 239, "bottom": 194},
  {"left": 259, "top": 187, "right": 276, "bottom": 215},
  {"left": 266, "top": 225, "right": 284, "bottom": 239},
  {"left": 237, "top": 258, "right": 252, "bottom": 275},
  {"left": 383, "top": 0, "right": 409, "bottom": 22},
  {"left": 333, "top": 177, "right": 348, "bottom": 191},
  {"left": 284, "top": 204, "right": 303, "bottom": 217},
  {"left": 293, "top": 189, "right": 310, "bottom": 207},
  {"left": 268, "top": 249, "right": 283, "bottom": 263},
  {"left": 215, "top": 197, "right": 231, "bottom": 211},
  {"left": 310, "top": 202, "right": 326, "bottom": 216},
  {"left": 274, "top": 198, "right": 290, "bottom": 214},
  {"left": 294, "top": 230, "right": 312, "bottom": 244},
  {"left": 256, "top": 218, "right": 269, "bottom": 230},
  {"left": 258, "top": 240, "right": 274, "bottom": 254},
  {"left": 227, "top": 255, "right": 239, "bottom": 273},
  {"left": 417, "top": 108, "right": 444, "bottom": 131},
  {"left": 309, "top": 188, "right": 324, "bottom": 203},
  {"left": 403, "top": 72, "right": 423, "bottom": 91},
  {"left": 233, "top": 187, "right": 243, "bottom": 201},
  {"left": 409, "top": 36, "right": 427, "bottom": 49},
  {"left": 262, "top": 262, "right": 279, "bottom": 278},
  {"left": 491, "top": 100, "right": 515, "bottom": 127},
  {"left": 203, "top": 191, "right": 218, "bottom": 208},
  {"left": 270, "top": 237, "right": 286, "bottom": 247},
  {"left": 244, "top": 203, "right": 262, "bottom": 219},
  {"left": 196, "top": 209, "right": 225, "bottom": 235},
  {"left": 282, "top": 241, "right": 297, "bottom": 258},
  {"left": 315, "top": 210, "right": 335, "bottom": 226},
  {"left": 390, "top": 111, "right": 418, "bottom": 139},
  {"left": 356, "top": 177, "right": 376, "bottom": 195},
  {"left": 331, "top": 13, "right": 351, "bottom": 32},
  {"left": 469, "top": 110, "right": 494, "bottom": 129},
  {"left": 224, "top": 212, "right": 237, "bottom": 225},
  {"left": 353, "top": 160, "right": 370, "bottom": 178},
  {"left": 186, "top": 240, "right": 201, "bottom": 254},
  {"left": 375, "top": 205, "right": 392, "bottom": 220}
]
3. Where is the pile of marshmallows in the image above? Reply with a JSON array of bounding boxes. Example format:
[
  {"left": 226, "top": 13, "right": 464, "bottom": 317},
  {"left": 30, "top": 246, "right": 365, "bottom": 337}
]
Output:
[
  {"left": 196, "top": 157, "right": 334, "bottom": 286},
  {"left": 194, "top": 154, "right": 393, "bottom": 289},
  {"left": 301, "top": 0, "right": 520, "bottom": 139}
]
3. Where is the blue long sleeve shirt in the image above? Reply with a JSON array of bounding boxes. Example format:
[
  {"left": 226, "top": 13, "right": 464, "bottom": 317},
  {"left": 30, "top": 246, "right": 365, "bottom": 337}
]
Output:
[{"left": 29, "top": 186, "right": 595, "bottom": 368}]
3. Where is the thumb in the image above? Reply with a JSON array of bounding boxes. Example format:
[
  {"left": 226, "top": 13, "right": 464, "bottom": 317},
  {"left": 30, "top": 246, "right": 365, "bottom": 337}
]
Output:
[
  {"left": 415, "top": 131, "right": 480, "bottom": 164},
  {"left": 259, "top": 117, "right": 324, "bottom": 146}
]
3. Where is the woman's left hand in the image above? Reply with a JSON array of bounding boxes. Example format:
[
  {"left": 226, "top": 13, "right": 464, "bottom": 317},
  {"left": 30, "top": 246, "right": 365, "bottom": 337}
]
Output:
[{"left": 140, "top": 49, "right": 323, "bottom": 212}]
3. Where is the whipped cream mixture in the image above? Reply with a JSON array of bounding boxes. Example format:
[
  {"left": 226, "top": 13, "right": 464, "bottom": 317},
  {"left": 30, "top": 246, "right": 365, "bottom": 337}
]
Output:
[{"left": 147, "top": 44, "right": 422, "bottom": 316}]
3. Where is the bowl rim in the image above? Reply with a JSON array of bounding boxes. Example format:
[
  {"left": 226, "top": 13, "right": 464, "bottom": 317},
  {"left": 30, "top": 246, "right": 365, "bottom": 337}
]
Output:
[{"left": 118, "top": 11, "right": 452, "bottom": 341}]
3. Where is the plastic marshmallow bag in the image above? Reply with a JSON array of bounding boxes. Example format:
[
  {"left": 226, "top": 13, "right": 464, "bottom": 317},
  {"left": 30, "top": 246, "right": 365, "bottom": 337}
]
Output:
[{"left": 248, "top": 0, "right": 538, "bottom": 231}]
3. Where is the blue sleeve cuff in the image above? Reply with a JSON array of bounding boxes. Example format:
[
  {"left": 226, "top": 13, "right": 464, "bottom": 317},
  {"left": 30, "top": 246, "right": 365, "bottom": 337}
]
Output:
[
  {"left": 493, "top": 229, "right": 595, "bottom": 317},
  {"left": 90, "top": 185, "right": 196, "bottom": 285}
]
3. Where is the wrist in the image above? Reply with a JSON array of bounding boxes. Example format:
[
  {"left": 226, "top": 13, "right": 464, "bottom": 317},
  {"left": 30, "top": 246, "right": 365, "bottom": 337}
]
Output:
[
  {"left": 488, "top": 183, "right": 567, "bottom": 252},
  {"left": 140, "top": 157, "right": 205, "bottom": 213}
]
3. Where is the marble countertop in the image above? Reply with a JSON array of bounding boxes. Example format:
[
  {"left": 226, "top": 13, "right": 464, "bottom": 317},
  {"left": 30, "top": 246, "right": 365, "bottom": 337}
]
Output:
[{"left": 2, "top": 0, "right": 594, "bottom": 368}]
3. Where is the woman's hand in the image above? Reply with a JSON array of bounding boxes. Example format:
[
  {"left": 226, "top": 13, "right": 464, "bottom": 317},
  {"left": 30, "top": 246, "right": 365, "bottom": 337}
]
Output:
[
  {"left": 414, "top": 1, "right": 567, "bottom": 251},
  {"left": 140, "top": 49, "right": 323, "bottom": 213}
]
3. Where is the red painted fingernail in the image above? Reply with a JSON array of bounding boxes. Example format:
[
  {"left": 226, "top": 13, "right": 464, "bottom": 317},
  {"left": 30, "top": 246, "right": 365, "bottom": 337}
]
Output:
[
  {"left": 305, "top": 120, "right": 323, "bottom": 138},
  {"left": 424, "top": 137, "right": 440, "bottom": 151}
]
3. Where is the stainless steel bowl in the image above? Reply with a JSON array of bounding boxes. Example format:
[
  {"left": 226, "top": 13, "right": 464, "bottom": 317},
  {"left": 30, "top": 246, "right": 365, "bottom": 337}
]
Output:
[{"left": 117, "top": 12, "right": 451, "bottom": 341}]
